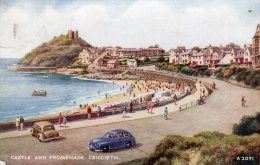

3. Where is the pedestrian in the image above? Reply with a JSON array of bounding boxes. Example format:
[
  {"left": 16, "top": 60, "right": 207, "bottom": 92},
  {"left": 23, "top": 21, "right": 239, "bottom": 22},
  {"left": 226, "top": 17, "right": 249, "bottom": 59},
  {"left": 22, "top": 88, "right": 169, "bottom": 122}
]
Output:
[
  {"left": 146, "top": 102, "right": 150, "bottom": 113},
  {"left": 20, "top": 116, "right": 24, "bottom": 131},
  {"left": 62, "top": 115, "right": 67, "bottom": 127},
  {"left": 130, "top": 102, "right": 133, "bottom": 113},
  {"left": 244, "top": 96, "right": 247, "bottom": 107},
  {"left": 164, "top": 107, "right": 168, "bottom": 120},
  {"left": 58, "top": 113, "right": 63, "bottom": 127},
  {"left": 97, "top": 106, "right": 101, "bottom": 117},
  {"left": 241, "top": 96, "right": 245, "bottom": 107},
  {"left": 122, "top": 105, "right": 127, "bottom": 118},
  {"left": 87, "top": 105, "right": 92, "bottom": 119},
  {"left": 15, "top": 117, "right": 20, "bottom": 131},
  {"left": 150, "top": 102, "right": 154, "bottom": 114},
  {"left": 173, "top": 94, "right": 177, "bottom": 105}
]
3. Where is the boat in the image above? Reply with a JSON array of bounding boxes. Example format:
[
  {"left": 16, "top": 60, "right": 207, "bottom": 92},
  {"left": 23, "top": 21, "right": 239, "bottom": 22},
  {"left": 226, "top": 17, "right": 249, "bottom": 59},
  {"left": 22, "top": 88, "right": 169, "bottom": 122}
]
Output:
[
  {"left": 32, "top": 91, "right": 47, "bottom": 96},
  {"left": 42, "top": 74, "right": 48, "bottom": 77}
]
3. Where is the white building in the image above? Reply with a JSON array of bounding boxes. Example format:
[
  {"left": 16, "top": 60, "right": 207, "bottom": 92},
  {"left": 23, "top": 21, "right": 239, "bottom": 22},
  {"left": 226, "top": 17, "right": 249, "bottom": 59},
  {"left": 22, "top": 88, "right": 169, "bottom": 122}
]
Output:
[
  {"left": 79, "top": 48, "right": 106, "bottom": 65},
  {"left": 168, "top": 47, "right": 185, "bottom": 64},
  {"left": 127, "top": 59, "right": 137, "bottom": 68}
]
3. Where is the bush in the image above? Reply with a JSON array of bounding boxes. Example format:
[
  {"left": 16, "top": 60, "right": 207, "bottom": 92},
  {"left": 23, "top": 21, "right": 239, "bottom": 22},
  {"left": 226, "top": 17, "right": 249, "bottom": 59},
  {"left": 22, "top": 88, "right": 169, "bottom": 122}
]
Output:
[
  {"left": 180, "top": 66, "right": 196, "bottom": 75},
  {"left": 157, "top": 56, "right": 165, "bottom": 63},
  {"left": 135, "top": 132, "right": 260, "bottom": 165},
  {"left": 233, "top": 112, "right": 260, "bottom": 136}
]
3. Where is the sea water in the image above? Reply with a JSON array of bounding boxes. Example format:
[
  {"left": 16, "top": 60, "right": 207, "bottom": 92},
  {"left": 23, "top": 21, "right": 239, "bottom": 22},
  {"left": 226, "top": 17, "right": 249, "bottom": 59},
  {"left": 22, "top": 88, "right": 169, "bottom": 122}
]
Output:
[{"left": 0, "top": 58, "right": 124, "bottom": 122}]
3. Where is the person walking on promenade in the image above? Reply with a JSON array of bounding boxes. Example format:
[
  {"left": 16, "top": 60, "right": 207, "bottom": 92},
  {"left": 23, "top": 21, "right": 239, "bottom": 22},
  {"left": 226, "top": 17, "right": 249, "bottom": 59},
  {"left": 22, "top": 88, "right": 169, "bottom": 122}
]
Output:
[
  {"left": 212, "top": 82, "right": 216, "bottom": 89},
  {"left": 62, "top": 115, "right": 67, "bottom": 127},
  {"left": 122, "top": 105, "right": 127, "bottom": 118},
  {"left": 58, "top": 113, "right": 63, "bottom": 127},
  {"left": 130, "top": 102, "right": 133, "bottom": 113},
  {"left": 241, "top": 96, "right": 245, "bottom": 107},
  {"left": 164, "top": 107, "right": 168, "bottom": 120},
  {"left": 15, "top": 117, "right": 20, "bottom": 131},
  {"left": 20, "top": 116, "right": 24, "bottom": 131},
  {"left": 244, "top": 96, "right": 247, "bottom": 107},
  {"left": 150, "top": 102, "right": 154, "bottom": 114},
  {"left": 97, "top": 106, "right": 101, "bottom": 117},
  {"left": 173, "top": 94, "right": 177, "bottom": 105},
  {"left": 146, "top": 102, "right": 150, "bottom": 113},
  {"left": 87, "top": 105, "right": 92, "bottom": 119}
]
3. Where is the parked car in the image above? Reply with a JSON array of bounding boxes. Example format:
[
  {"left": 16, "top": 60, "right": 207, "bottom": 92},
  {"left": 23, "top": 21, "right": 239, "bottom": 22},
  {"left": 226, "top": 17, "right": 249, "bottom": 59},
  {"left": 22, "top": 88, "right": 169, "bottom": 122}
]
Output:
[
  {"left": 30, "top": 121, "right": 60, "bottom": 142},
  {"left": 88, "top": 129, "right": 136, "bottom": 152}
]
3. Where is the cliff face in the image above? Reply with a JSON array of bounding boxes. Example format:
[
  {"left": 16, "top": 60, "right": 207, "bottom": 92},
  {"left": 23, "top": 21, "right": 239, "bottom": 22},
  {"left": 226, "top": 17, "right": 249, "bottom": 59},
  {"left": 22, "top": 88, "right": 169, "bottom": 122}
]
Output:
[{"left": 19, "top": 35, "right": 92, "bottom": 67}]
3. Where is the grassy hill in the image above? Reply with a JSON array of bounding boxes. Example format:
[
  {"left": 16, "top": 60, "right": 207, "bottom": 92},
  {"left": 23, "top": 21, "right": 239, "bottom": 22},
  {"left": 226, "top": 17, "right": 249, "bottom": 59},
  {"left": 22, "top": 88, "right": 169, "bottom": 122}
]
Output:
[
  {"left": 19, "top": 35, "right": 92, "bottom": 67},
  {"left": 121, "top": 132, "right": 260, "bottom": 165}
]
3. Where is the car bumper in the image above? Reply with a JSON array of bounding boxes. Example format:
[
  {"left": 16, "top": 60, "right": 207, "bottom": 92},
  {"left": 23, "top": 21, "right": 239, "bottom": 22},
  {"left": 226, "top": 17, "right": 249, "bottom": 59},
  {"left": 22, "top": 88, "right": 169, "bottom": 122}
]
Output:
[
  {"left": 44, "top": 136, "right": 60, "bottom": 141},
  {"left": 88, "top": 144, "right": 103, "bottom": 152}
]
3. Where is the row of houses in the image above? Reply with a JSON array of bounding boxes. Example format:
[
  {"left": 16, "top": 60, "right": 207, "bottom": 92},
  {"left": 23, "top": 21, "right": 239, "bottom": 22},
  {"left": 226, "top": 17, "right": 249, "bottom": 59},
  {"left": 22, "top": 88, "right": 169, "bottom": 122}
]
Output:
[
  {"left": 78, "top": 46, "right": 159, "bottom": 68},
  {"left": 169, "top": 23, "right": 260, "bottom": 67},
  {"left": 168, "top": 44, "right": 253, "bottom": 66}
]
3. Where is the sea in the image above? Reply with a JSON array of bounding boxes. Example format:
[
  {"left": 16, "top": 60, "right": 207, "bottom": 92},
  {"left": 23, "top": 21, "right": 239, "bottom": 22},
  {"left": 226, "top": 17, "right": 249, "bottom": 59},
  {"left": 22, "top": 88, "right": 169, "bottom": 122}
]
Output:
[{"left": 0, "top": 58, "right": 124, "bottom": 122}]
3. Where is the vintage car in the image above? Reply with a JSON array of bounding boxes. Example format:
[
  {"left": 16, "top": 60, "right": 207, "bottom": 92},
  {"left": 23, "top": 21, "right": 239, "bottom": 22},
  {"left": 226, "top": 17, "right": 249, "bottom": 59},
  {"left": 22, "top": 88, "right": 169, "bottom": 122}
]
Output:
[
  {"left": 30, "top": 121, "right": 60, "bottom": 142},
  {"left": 88, "top": 129, "right": 136, "bottom": 152}
]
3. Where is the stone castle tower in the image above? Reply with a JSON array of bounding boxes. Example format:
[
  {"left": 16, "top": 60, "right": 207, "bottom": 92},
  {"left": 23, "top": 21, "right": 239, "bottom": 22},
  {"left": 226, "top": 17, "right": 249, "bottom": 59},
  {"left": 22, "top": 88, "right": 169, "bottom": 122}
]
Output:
[
  {"left": 67, "top": 30, "right": 79, "bottom": 39},
  {"left": 252, "top": 24, "right": 260, "bottom": 67}
]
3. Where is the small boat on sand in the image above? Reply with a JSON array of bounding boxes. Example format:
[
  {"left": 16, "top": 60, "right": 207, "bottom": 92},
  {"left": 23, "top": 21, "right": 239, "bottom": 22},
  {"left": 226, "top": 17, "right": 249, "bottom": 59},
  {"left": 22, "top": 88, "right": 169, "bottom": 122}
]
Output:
[{"left": 32, "top": 91, "right": 47, "bottom": 96}]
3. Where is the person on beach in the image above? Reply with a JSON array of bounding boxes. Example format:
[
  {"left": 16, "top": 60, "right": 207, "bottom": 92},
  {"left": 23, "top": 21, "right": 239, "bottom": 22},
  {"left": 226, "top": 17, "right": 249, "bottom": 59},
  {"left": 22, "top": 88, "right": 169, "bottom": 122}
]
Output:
[
  {"left": 20, "top": 116, "right": 24, "bottom": 131},
  {"left": 15, "top": 117, "right": 20, "bottom": 131},
  {"left": 62, "top": 115, "right": 67, "bottom": 127},
  {"left": 164, "top": 107, "right": 168, "bottom": 120},
  {"left": 244, "top": 96, "right": 247, "bottom": 107},
  {"left": 58, "top": 113, "right": 63, "bottom": 127},
  {"left": 87, "top": 105, "right": 92, "bottom": 119}
]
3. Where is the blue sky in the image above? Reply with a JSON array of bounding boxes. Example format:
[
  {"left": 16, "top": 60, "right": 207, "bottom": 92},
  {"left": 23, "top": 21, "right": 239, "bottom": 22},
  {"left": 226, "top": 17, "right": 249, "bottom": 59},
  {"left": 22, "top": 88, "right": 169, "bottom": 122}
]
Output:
[{"left": 0, "top": 0, "right": 260, "bottom": 58}]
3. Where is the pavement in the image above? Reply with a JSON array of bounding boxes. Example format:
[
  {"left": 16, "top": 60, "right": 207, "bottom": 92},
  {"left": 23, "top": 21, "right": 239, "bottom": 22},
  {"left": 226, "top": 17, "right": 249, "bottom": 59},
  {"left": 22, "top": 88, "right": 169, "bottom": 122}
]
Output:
[{"left": 0, "top": 78, "right": 259, "bottom": 165}]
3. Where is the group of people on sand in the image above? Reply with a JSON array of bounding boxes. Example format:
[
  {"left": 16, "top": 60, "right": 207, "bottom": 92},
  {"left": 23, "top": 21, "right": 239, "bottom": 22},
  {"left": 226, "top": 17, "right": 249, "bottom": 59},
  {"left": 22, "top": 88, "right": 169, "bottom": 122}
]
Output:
[
  {"left": 15, "top": 116, "right": 25, "bottom": 131},
  {"left": 58, "top": 113, "right": 67, "bottom": 127}
]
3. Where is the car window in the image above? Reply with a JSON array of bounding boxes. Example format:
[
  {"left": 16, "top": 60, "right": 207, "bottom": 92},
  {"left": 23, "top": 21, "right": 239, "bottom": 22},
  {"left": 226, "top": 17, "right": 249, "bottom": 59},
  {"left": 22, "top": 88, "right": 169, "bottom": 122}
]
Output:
[
  {"left": 124, "top": 133, "right": 130, "bottom": 137},
  {"left": 43, "top": 125, "right": 54, "bottom": 132},
  {"left": 104, "top": 132, "right": 114, "bottom": 139},
  {"left": 34, "top": 124, "right": 41, "bottom": 131},
  {"left": 118, "top": 133, "right": 124, "bottom": 138},
  {"left": 113, "top": 133, "right": 119, "bottom": 138}
]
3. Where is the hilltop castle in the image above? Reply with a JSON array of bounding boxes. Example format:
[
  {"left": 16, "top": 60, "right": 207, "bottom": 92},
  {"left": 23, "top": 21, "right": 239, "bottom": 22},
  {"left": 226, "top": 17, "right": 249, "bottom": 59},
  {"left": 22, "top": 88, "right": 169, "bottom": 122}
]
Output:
[{"left": 67, "top": 30, "right": 78, "bottom": 39}]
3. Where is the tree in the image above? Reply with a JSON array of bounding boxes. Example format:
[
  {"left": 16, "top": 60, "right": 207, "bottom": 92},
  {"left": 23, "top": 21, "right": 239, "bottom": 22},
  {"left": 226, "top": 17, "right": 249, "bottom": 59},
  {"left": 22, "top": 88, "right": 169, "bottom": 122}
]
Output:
[
  {"left": 157, "top": 56, "right": 165, "bottom": 63},
  {"left": 144, "top": 57, "right": 150, "bottom": 63},
  {"left": 192, "top": 46, "right": 202, "bottom": 52}
]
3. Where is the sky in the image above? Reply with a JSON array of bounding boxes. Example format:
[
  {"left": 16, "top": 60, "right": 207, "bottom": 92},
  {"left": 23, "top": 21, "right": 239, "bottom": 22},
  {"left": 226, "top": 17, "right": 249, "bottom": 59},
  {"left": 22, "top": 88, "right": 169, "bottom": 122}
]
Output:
[{"left": 0, "top": 0, "right": 260, "bottom": 58}]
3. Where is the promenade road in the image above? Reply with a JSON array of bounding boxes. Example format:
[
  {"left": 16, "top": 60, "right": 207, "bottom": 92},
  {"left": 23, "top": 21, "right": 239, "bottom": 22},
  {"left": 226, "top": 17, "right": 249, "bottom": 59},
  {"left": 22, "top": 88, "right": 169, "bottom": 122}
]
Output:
[{"left": 0, "top": 78, "right": 259, "bottom": 165}]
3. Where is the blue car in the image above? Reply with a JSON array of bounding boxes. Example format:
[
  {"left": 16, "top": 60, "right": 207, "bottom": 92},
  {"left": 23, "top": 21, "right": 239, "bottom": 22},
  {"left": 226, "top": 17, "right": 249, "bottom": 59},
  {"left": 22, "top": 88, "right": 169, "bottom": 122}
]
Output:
[{"left": 88, "top": 129, "right": 136, "bottom": 152}]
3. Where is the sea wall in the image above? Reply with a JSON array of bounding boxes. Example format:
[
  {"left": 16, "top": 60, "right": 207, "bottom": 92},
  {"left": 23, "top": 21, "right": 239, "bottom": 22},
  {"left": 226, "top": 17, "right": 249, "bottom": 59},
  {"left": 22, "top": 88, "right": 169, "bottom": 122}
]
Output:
[{"left": 0, "top": 94, "right": 189, "bottom": 131}]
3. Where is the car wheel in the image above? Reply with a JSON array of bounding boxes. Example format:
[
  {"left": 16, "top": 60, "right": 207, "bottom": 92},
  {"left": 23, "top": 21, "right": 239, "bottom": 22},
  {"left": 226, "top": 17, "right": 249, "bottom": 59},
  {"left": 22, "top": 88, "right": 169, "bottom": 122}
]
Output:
[
  {"left": 102, "top": 145, "right": 109, "bottom": 152},
  {"left": 38, "top": 133, "right": 45, "bottom": 142},
  {"left": 126, "top": 141, "right": 132, "bottom": 148}
]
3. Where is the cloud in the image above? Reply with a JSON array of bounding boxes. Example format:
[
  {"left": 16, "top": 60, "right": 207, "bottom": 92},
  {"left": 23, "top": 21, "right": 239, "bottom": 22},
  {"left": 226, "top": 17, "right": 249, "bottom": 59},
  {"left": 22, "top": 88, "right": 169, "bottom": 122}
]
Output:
[{"left": 0, "top": 0, "right": 259, "bottom": 58}]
